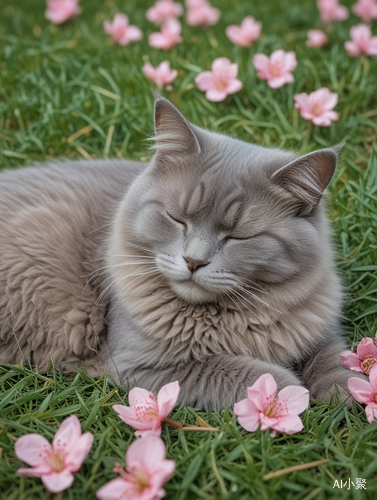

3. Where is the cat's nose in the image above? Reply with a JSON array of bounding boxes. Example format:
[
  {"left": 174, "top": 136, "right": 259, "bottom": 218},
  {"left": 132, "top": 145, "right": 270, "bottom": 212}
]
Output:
[{"left": 183, "top": 256, "right": 209, "bottom": 273}]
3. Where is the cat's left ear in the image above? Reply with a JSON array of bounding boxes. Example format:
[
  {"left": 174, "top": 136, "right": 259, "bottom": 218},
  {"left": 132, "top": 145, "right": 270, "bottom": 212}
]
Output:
[
  {"left": 151, "top": 96, "right": 201, "bottom": 164},
  {"left": 270, "top": 147, "right": 339, "bottom": 211}
]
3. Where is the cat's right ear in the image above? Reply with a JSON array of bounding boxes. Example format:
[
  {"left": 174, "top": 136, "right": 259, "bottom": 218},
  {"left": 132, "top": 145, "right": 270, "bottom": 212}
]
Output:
[{"left": 150, "top": 96, "right": 201, "bottom": 163}]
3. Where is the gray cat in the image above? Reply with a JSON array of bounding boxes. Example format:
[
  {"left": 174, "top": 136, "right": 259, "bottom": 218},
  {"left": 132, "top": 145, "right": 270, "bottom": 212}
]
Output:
[{"left": 0, "top": 96, "right": 366, "bottom": 410}]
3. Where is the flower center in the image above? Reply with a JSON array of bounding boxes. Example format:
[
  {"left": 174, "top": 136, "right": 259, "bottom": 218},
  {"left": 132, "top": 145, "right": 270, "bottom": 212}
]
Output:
[
  {"left": 265, "top": 404, "right": 276, "bottom": 417},
  {"left": 49, "top": 450, "right": 65, "bottom": 472},
  {"left": 215, "top": 76, "right": 228, "bottom": 91},
  {"left": 362, "top": 357, "right": 376, "bottom": 375},
  {"left": 135, "top": 469, "right": 150, "bottom": 491}
]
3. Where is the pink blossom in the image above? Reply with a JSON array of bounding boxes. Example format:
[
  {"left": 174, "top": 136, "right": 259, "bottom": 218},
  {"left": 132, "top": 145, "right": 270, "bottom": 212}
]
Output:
[
  {"left": 352, "top": 0, "right": 377, "bottom": 23},
  {"left": 341, "top": 337, "right": 377, "bottom": 375},
  {"left": 104, "top": 14, "right": 143, "bottom": 46},
  {"left": 186, "top": 0, "right": 221, "bottom": 27},
  {"left": 143, "top": 61, "right": 178, "bottom": 89},
  {"left": 146, "top": 0, "right": 184, "bottom": 25},
  {"left": 15, "top": 415, "right": 93, "bottom": 493},
  {"left": 294, "top": 88, "right": 339, "bottom": 126},
  {"left": 96, "top": 435, "right": 175, "bottom": 500},
  {"left": 148, "top": 18, "right": 183, "bottom": 50},
  {"left": 345, "top": 24, "right": 377, "bottom": 56},
  {"left": 348, "top": 365, "right": 377, "bottom": 423},
  {"left": 306, "top": 29, "right": 329, "bottom": 47},
  {"left": 317, "top": 0, "right": 349, "bottom": 23},
  {"left": 234, "top": 374, "right": 309, "bottom": 437},
  {"left": 195, "top": 57, "right": 243, "bottom": 102},
  {"left": 113, "top": 381, "right": 180, "bottom": 437},
  {"left": 225, "top": 16, "right": 262, "bottom": 48},
  {"left": 252, "top": 49, "right": 297, "bottom": 89},
  {"left": 45, "top": 0, "right": 81, "bottom": 24}
]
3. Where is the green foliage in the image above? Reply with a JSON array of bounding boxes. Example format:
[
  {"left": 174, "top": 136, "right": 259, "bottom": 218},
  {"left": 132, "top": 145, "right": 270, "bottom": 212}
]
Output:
[{"left": 1, "top": 0, "right": 377, "bottom": 498}]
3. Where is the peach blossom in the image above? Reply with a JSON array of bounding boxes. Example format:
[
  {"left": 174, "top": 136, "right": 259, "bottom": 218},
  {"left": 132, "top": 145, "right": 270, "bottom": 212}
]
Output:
[
  {"left": 15, "top": 415, "right": 93, "bottom": 493},
  {"left": 143, "top": 61, "right": 178, "bottom": 88},
  {"left": 317, "top": 0, "right": 349, "bottom": 23},
  {"left": 348, "top": 365, "right": 377, "bottom": 423},
  {"left": 341, "top": 337, "right": 377, "bottom": 375},
  {"left": 234, "top": 374, "right": 309, "bottom": 437},
  {"left": 294, "top": 88, "right": 339, "bottom": 126},
  {"left": 352, "top": 0, "right": 377, "bottom": 23},
  {"left": 306, "top": 29, "right": 329, "bottom": 47},
  {"left": 252, "top": 49, "right": 297, "bottom": 89},
  {"left": 96, "top": 435, "right": 175, "bottom": 500},
  {"left": 113, "top": 381, "right": 180, "bottom": 437},
  {"left": 45, "top": 0, "right": 81, "bottom": 24},
  {"left": 195, "top": 57, "right": 243, "bottom": 102},
  {"left": 186, "top": 0, "right": 220, "bottom": 27},
  {"left": 345, "top": 24, "right": 377, "bottom": 56},
  {"left": 146, "top": 0, "right": 184, "bottom": 25},
  {"left": 104, "top": 14, "right": 143, "bottom": 46},
  {"left": 148, "top": 18, "right": 183, "bottom": 50},
  {"left": 225, "top": 16, "right": 262, "bottom": 48}
]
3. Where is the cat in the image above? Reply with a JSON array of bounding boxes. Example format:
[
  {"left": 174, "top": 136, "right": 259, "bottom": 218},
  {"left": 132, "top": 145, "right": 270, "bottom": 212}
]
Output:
[{"left": 0, "top": 95, "right": 366, "bottom": 410}]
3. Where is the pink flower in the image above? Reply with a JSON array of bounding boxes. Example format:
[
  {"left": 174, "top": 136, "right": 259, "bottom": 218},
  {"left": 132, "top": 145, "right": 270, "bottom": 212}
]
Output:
[
  {"left": 186, "top": 0, "right": 221, "bottom": 27},
  {"left": 45, "top": 0, "right": 81, "bottom": 25},
  {"left": 352, "top": 0, "right": 377, "bottom": 23},
  {"left": 113, "top": 381, "right": 180, "bottom": 437},
  {"left": 15, "top": 415, "right": 93, "bottom": 493},
  {"left": 195, "top": 57, "right": 243, "bottom": 102},
  {"left": 317, "top": 0, "right": 349, "bottom": 23},
  {"left": 341, "top": 337, "right": 377, "bottom": 375},
  {"left": 96, "top": 435, "right": 175, "bottom": 500},
  {"left": 306, "top": 29, "right": 329, "bottom": 47},
  {"left": 104, "top": 14, "right": 143, "bottom": 46},
  {"left": 294, "top": 88, "right": 339, "bottom": 126},
  {"left": 252, "top": 49, "right": 297, "bottom": 89},
  {"left": 345, "top": 24, "right": 377, "bottom": 56},
  {"left": 148, "top": 18, "right": 183, "bottom": 50},
  {"left": 143, "top": 61, "right": 178, "bottom": 89},
  {"left": 146, "top": 0, "right": 183, "bottom": 24},
  {"left": 234, "top": 374, "right": 309, "bottom": 437},
  {"left": 225, "top": 16, "right": 262, "bottom": 48},
  {"left": 348, "top": 365, "right": 377, "bottom": 423}
]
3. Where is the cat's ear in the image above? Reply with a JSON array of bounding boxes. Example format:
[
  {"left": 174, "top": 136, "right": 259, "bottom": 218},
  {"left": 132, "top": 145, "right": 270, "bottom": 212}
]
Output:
[
  {"left": 270, "top": 148, "right": 338, "bottom": 211},
  {"left": 151, "top": 96, "right": 201, "bottom": 163}
]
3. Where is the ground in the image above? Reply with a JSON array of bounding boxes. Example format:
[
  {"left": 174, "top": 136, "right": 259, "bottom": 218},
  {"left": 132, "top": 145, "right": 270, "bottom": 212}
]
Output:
[{"left": 0, "top": 0, "right": 377, "bottom": 499}]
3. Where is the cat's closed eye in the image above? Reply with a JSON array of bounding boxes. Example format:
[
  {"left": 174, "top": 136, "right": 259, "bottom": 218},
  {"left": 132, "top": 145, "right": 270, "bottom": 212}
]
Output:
[{"left": 165, "top": 210, "right": 187, "bottom": 227}]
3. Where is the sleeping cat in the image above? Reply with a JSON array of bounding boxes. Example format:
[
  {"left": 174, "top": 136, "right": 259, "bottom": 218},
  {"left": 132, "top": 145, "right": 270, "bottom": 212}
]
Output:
[{"left": 0, "top": 96, "right": 366, "bottom": 409}]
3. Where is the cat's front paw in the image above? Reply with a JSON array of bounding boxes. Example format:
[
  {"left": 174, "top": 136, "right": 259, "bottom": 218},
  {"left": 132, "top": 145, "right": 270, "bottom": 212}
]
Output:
[{"left": 311, "top": 368, "right": 368, "bottom": 408}]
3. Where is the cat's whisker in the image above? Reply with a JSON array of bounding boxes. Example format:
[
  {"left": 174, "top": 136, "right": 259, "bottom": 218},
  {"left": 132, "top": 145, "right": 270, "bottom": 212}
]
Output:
[
  {"left": 228, "top": 290, "right": 259, "bottom": 321},
  {"left": 223, "top": 290, "right": 243, "bottom": 314},
  {"left": 234, "top": 283, "right": 273, "bottom": 309},
  {"left": 123, "top": 241, "right": 160, "bottom": 255},
  {"left": 83, "top": 258, "right": 156, "bottom": 278},
  {"left": 96, "top": 268, "right": 160, "bottom": 305},
  {"left": 231, "top": 288, "right": 271, "bottom": 322}
]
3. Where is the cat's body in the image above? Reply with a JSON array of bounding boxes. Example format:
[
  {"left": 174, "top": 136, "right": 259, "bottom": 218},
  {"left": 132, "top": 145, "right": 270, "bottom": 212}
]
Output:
[{"left": 0, "top": 97, "right": 366, "bottom": 409}]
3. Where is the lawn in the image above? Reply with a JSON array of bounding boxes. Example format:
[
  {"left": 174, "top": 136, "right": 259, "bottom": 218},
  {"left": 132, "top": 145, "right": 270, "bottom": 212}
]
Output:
[{"left": 1, "top": 0, "right": 377, "bottom": 499}]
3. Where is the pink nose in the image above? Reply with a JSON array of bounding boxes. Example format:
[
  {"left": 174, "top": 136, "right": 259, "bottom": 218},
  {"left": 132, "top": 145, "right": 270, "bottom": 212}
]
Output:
[{"left": 183, "top": 256, "right": 209, "bottom": 273}]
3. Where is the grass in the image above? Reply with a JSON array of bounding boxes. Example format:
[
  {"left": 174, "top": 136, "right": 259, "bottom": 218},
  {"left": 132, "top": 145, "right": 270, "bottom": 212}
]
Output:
[{"left": 1, "top": 0, "right": 377, "bottom": 498}]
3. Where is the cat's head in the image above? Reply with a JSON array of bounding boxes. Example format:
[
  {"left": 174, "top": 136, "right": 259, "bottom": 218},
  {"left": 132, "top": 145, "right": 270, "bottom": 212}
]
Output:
[{"left": 111, "top": 96, "right": 338, "bottom": 305}]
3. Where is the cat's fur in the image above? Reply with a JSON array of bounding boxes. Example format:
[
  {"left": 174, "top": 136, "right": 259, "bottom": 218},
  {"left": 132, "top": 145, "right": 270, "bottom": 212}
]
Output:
[{"left": 0, "top": 96, "right": 366, "bottom": 409}]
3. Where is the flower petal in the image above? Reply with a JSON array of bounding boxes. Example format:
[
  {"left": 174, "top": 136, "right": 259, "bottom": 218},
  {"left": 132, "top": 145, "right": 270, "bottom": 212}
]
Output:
[
  {"left": 15, "top": 434, "right": 52, "bottom": 467},
  {"left": 271, "top": 413, "right": 304, "bottom": 435},
  {"left": 226, "top": 79, "right": 243, "bottom": 95},
  {"left": 340, "top": 351, "right": 362, "bottom": 371},
  {"left": 17, "top": 464, "right": 52, "bottom": 477},
  {"left": 96, "top": 478, "right": 132, "bottom": 500},
  {"left": 357, "top": 338, "right": 377, "bottom": 360},
  {"left": 277, "top": 386, "right": 309, "bottom": 415},
  {"left": 128, "top": 387, "right": 158, "bottom": 409},
  {"left": 247, "top": 374, "right": 277, "bottom": 412},
  {"left": 64, "top": 432, "right": 94, "bottom": 472},
  {"left": 53, "top": 415, "right": 81, "bottom": 450},
  {"left": 348, "top": 377, "right": 375, "bottom": 403},
  {"left": 113, "top": 404, "right": 157, "bottom": 430},
  {"left": 234, "top": 398, "right": 260, "bottom": 432},
  {"left": 370, "top": 364, "right": 377, "bottom": 391},
  {"left": 157, "top": 381, "right": 180, "bottom": 419},
  {"left": 126, "top": 435, "right": 167, "bottom": 470},
  {"left": 42, "top": 470, "right": 75, "bottom": 493},
  {"left": 365, "top": 402, "right": 377, "bottom": 424},
  {"left": 195, "top": 71, "right": 215, "bottom": 91},
  {"left": 205, "top": 89, "right": 228, "bottom": 102}
]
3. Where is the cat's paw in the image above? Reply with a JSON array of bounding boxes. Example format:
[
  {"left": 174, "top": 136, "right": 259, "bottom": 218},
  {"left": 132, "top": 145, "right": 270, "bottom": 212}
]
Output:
[{"left": 311, "top": 368, "right": 368, "bottom": 408}]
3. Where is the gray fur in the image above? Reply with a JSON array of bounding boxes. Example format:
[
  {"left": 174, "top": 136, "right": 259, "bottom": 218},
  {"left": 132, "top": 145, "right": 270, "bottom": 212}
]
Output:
[{"left": 0, "top": 97, "right": 366, "bottom": 408}]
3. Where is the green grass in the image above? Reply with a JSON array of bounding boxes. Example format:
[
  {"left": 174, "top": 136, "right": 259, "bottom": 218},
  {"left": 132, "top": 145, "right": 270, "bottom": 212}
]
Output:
[{"left": 1, "top": 0, "right": 377, "bottom": 498}]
